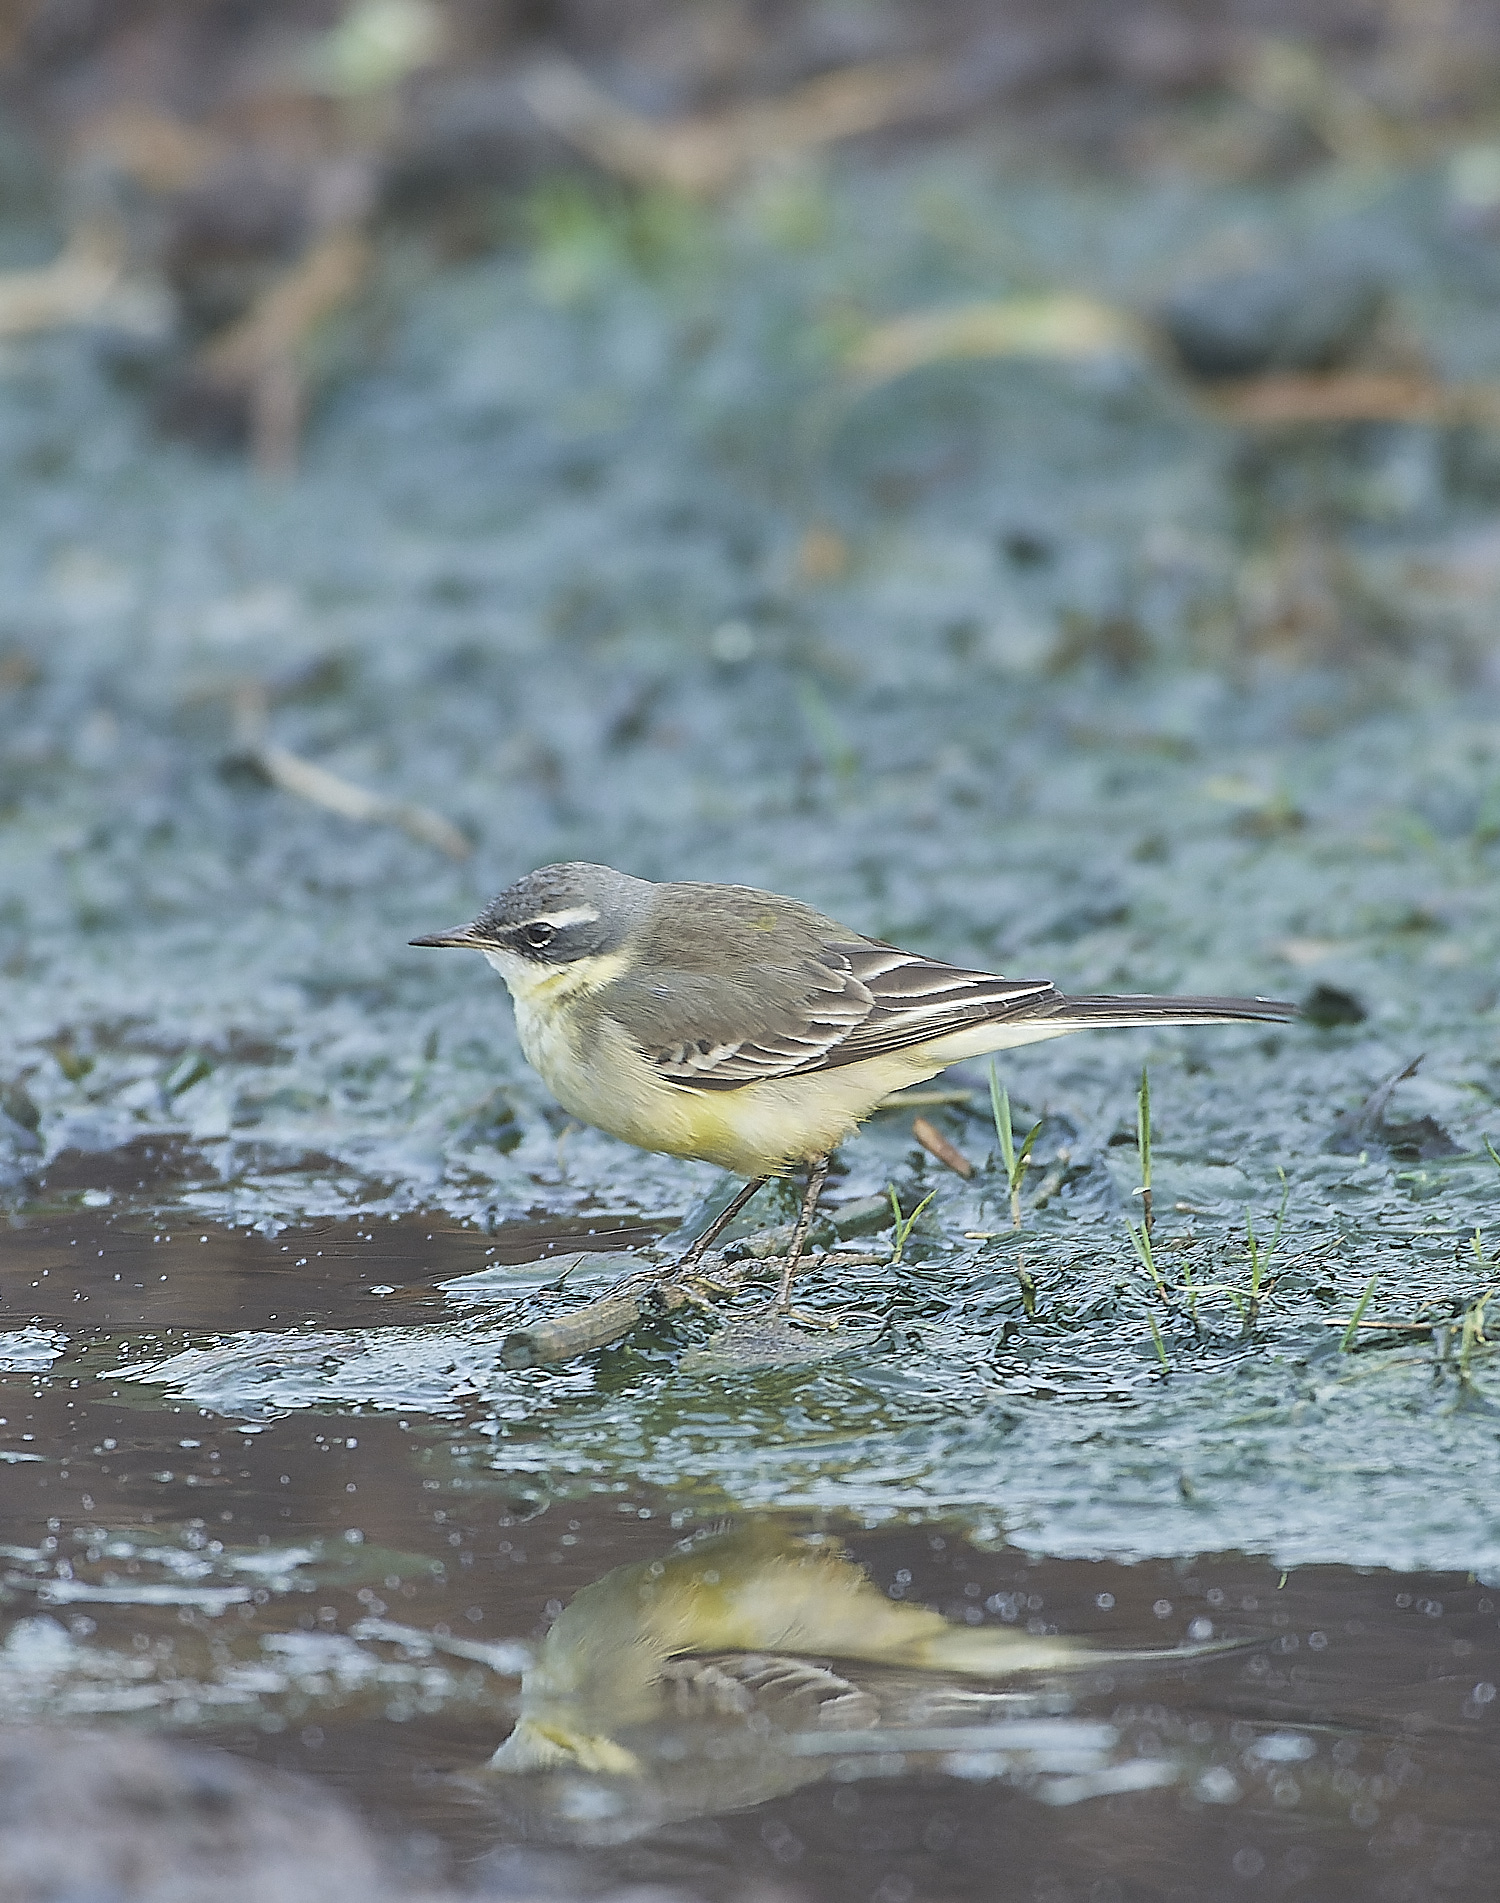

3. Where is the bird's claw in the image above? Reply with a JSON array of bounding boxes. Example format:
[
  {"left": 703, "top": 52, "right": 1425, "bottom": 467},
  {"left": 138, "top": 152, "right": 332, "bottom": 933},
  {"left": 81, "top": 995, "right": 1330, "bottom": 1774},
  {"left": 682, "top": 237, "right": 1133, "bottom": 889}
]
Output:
[
  {"left": 760, "top": 1302, "right": 842, "bottom": 1328},
  {"left": 662, "top": 1279, "right": 726, "bottom": 1316},
  {"left": 657, "top": 1253, "right": 745, "bottom": 1316}
]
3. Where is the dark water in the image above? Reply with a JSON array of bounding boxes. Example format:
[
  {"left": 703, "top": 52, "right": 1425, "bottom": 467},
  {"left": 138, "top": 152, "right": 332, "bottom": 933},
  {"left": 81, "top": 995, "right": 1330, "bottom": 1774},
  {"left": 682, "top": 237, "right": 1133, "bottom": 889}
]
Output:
[{"left": 0, "top": 1207, "right": 1494, "bottom": 1902}]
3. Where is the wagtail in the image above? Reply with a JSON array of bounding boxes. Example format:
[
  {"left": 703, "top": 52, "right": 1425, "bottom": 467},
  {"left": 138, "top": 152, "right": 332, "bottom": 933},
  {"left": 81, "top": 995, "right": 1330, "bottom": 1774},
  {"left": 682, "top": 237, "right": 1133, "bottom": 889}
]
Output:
[{"left": 413, "top": 863, "right": 1295, "bottom": 1305}]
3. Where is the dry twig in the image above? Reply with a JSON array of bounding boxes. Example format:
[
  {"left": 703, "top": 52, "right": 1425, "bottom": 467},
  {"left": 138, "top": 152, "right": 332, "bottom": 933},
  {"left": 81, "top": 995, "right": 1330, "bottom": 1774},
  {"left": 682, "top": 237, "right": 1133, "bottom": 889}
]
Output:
[
  {"left": 522, "top": 54, "right": 942, "bottom": 198},
  {"left": 70, "top": 105, "right": 226, "bottom": 193},
  {"left": 876, "top": 1087, "right": 973, "bottom": 1110},
  {"left": 842, "top": 289, "right": 1500, "bottom": 437},
  {"left": 0, "top": 221, "right": 124, "bottom": 338},
  {"left": 846, "top": 295, "right": 1147, "bottom": 386},
  {"left": 188, "top": 227, "right": 372, "bottom": 474},
  {"left": 912, "top": 1116, "right": 974, "bottom": 1179},
  {"left": 1200, "top": 370, "right": 1500, "bottom": 429},
  {"left": 500, "top": 1264, "right": 708, "bottom": 1367},
  {"left": 228, "top": 682, "right": 470, "bottom": 859},
  {"left": 1317, "top": 1317, "right": 1439, "bottom": 1332},
  {"left": 1232, "top": 36, "right": 1397, "bottom": 172},
  {"left": 499, "top": 1249, "right": 889, "bottom": 1368}
]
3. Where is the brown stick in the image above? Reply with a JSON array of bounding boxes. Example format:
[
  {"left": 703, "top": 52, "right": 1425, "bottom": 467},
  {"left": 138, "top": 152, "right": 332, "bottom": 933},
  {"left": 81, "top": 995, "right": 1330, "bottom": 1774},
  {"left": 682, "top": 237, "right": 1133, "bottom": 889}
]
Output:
[
  {"left": 1199, "top": 371, "right": 1500, "bottom": 430},
  {"left": 248, "top": 357, "right": 306, "bottom": 479},
  {"left": 756, "top": 1251, "right": 887, "bottom": 1272},
  {"left": 227, "top": 682, "right": 470, "bottom": 859},
  {"left": 1317, "top": 1317, "right": 1440, "bottom": 1332},
  {"left": 500, "top": 1269, "right": 696, "bottom": 1368},
  {"left": 0, "top": 221, "right": 124, "bottom": 337},
  {"left": 521, "top": 55, "right": 942, "bottom": 198},
  {"left": 912, "top": 1116, "right": 974, "bottom": 1179},
  {"left": 878, "top": 1088, "right": 974, "bottom": 1109},
  {"left": 500, "top": 1248, "right": 891, "bottom": 1369},
  {"left": 195, "top": 229, "right": 370, "bottom": 386},
  {"left": 190, "top": 227, "right": 372, "bottom": 474}
]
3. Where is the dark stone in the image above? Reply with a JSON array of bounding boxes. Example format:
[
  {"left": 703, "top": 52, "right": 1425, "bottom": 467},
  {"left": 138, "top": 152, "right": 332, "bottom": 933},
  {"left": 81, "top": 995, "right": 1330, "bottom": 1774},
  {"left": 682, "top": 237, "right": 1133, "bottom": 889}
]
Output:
[
  {"left": 0, "top": 1727, "right": 436, "bottom": 1903},
  {"left": 998, "top": 527, "right": 1054, "bottom": 567},
  {"left": 1160, "top": 261, "right": 1385, "bottom": 380},
  {"left": 1301, "top": 982, "right": 1367, "bottom": 1028}
]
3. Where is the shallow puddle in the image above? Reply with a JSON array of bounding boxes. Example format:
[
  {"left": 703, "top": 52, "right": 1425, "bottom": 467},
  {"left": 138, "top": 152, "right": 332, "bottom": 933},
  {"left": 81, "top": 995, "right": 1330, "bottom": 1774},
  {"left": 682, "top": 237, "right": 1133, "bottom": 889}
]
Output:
[{"left": 0, "top": 1208, "right": 1494, "bottom": 1901}]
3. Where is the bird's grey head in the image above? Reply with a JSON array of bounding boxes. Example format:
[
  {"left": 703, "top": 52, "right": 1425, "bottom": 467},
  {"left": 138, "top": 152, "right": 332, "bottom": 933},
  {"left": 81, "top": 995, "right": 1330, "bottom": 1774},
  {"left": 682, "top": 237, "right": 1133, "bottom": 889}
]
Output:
[{"left": 410, "top": 863, "right": 652, "bottom": 965}]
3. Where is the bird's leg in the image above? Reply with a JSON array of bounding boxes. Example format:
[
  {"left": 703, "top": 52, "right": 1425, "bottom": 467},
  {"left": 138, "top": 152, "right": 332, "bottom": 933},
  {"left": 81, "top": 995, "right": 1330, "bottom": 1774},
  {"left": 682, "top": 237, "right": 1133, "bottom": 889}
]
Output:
[
  {"left": 772, "top": 1153, "right": 830, "bottom": 1313},
  {"left": 671, "top": 1175, "right": 769, "bottom": 1282}
]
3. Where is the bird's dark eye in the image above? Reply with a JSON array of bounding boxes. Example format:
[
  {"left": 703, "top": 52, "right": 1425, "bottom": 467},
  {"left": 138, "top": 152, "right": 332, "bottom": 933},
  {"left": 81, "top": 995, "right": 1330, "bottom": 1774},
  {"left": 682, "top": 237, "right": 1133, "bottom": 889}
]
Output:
[{"left": 523, "top": 920, "right": 555, "bottom": 950}]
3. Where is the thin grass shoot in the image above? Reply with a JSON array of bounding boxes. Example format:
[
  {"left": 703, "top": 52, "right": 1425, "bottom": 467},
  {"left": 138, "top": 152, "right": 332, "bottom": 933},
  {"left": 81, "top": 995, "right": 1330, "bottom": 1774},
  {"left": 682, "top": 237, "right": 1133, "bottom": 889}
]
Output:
[
  {"left": 989, "top": 1062, "right": 1042, "bottom": 1229},
  {"left": 887, "top": 1185, "right": 936, "bottom": 1264},
  {"left": 1340, "top": 1274, "right": 1379, "bottom": 1351},
  {"left": 1459, "top": 1288, "right": 1494, "bottom": 1380},
  {"left": 1126, "top": 1217, "right": 1167, "bottom": 1301}
]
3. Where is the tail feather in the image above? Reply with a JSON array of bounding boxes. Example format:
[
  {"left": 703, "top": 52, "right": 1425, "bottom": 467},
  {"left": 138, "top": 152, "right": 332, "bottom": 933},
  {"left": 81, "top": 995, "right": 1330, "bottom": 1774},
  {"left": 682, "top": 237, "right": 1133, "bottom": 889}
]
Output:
[{"left": 1031, "top": 993, "right": 1297, "bottom": 1029}]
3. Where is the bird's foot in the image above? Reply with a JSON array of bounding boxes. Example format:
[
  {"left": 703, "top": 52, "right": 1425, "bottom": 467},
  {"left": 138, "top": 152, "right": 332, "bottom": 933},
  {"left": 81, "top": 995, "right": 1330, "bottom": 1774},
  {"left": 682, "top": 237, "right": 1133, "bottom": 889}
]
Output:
[
  {"left": 760, "top": 1301, "right": 843, "bottom": 1329},
  {"left": 657, "top": 1252, "right": 744, "bottom": 1315},
  {"left": 754, "top": 1247, "right": 888, "bottom": 1315},
  {"left": 754, "top": 1249, "right": 846, "bottom": 1321}
]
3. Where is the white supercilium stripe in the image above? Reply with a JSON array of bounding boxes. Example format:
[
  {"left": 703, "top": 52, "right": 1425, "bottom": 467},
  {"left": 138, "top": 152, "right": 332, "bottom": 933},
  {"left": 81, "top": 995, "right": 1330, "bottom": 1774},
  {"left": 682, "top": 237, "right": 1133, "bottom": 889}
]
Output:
[{"left": 531, "top": 906, "right": 601, "bottom": 929}]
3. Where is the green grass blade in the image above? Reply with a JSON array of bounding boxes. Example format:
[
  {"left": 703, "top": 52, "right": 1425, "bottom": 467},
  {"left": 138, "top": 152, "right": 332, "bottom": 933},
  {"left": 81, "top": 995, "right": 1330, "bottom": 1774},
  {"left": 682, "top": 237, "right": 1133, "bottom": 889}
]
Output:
[
  {"left": 887, "top": 1185, "right": 936, "bottom": 1263},
  {"left": 989, "top": 1063, "right": 1016, "bottom": 1178},
  {"left": 1340, "top": 1274, "right": 1379, "bottom": 1351}
]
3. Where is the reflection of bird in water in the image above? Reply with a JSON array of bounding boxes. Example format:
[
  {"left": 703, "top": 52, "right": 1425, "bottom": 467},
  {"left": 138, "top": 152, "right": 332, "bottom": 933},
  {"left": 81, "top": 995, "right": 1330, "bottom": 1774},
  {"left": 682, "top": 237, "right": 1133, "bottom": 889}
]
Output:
[
  {"left": 491, "top": 1522, "right": 1089, "bottom": 1775},
  {"left": 480, "top": 1525, "right": 1223, "bottom": 1842}
]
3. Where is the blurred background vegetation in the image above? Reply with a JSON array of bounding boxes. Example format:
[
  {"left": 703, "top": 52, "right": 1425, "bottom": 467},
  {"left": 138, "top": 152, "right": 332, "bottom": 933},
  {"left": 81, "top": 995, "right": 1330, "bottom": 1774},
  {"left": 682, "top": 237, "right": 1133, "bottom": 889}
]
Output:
[{"left": 4, "top": 0, "right": 1500, "bottom": 664}]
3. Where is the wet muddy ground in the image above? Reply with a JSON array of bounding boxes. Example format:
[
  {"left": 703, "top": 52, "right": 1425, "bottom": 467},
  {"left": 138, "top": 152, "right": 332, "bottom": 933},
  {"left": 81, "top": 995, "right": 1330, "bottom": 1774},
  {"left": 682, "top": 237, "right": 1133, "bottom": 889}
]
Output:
[{"left": 4, "top": 110, "right": 1500, "bottom": 1900}]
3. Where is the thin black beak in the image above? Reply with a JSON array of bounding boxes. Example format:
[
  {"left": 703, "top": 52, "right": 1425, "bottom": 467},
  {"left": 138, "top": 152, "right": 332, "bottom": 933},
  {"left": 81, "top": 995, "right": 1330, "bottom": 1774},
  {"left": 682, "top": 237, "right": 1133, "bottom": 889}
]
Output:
[{"left": 410, "top": 925, "right": 484, "bottom": 949}]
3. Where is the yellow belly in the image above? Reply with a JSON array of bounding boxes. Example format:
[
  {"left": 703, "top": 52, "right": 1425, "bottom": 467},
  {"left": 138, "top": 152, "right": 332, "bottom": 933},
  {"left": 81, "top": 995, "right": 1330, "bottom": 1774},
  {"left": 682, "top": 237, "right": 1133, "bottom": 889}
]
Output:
[
  {"left": 517, "top": 1000, "right": 859, "bottom": 1173},
  {"left": 512, "top": 983, "right": 1078, "bottom": 1176}
]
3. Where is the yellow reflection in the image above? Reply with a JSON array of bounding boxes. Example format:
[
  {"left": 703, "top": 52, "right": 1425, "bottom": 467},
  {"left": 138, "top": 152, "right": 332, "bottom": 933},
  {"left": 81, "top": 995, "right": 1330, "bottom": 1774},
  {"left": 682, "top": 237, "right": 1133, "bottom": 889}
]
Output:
[{"left": 493, "top": 1523, "right": 1129, "bottom": 1777}]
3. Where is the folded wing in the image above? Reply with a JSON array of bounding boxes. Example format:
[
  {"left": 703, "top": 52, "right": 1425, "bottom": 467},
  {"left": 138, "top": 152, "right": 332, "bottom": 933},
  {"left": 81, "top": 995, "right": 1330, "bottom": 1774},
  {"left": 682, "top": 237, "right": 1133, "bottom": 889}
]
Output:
[
  {"left": 632, "top": 941, "right": 1286, "bottom": 1092},
  {"left": 631, "top": 947, "right": 1043, "bottom": 1096}
]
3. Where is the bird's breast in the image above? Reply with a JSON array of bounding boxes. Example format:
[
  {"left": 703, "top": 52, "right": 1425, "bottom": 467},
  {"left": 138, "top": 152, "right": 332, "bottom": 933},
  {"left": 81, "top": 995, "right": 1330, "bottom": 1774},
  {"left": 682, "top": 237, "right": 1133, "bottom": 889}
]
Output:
[{"left": 487, "top": 945, "right": 1056, "bottom": 1173}]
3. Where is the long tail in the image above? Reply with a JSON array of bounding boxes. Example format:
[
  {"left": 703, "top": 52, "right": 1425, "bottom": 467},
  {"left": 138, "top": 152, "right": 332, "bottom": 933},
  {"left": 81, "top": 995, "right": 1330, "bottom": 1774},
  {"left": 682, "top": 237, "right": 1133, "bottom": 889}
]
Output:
[{"left": 1028, "top": 993, "right": 1298, "bottom": 1030}]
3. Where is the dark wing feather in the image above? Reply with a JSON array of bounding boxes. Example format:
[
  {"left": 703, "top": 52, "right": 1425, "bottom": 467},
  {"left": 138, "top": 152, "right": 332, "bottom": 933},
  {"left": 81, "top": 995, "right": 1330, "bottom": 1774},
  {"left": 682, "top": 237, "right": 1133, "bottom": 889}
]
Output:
[
  {"left": 637, "top": 942, "right": 1057, "bottom": 1091},
  {"left": 825, "top": 945, "right": 1057, "bottom": 1067},
  {"left": 1026, "top": 992, "right": 1299, "bottom": 1027}
]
